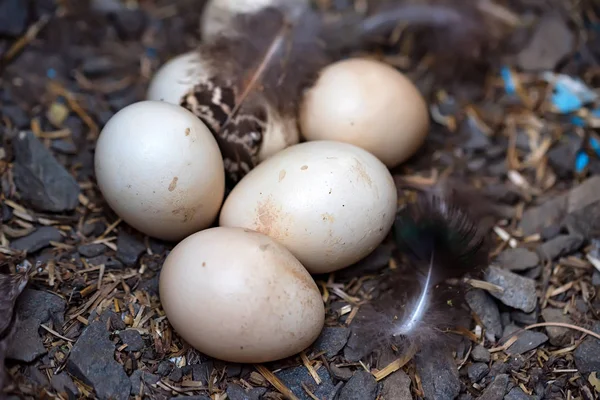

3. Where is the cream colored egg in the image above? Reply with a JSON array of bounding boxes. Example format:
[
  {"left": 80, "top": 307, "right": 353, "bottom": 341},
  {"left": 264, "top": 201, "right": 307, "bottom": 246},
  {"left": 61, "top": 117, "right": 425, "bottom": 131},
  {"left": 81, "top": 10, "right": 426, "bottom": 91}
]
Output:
[
  {"left": 299, "top": 58, "right": 430, "bottom": 168},
  {"left": 219, "top": 140, "right": 398, "bottom": 274},
  {"left": 146, "top": 51, "right": 207, "bottom": 105},
  {"left": 94, "top": 101, "right": 225, "bottom": 242},
  {"left": 159, "top": 227, "right": 325, "bottom": 363}
]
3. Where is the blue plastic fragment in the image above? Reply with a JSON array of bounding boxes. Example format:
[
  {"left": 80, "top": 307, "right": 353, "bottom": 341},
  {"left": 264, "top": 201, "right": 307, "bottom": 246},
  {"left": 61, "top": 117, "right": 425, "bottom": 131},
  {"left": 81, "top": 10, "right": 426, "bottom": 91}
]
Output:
[
  {"left": 590, "top": 137, "right": 600, "bottom": 157},
  {"left": 543, "top": 72, "right": 598, "bottom": 114},
  {"left": 46, "top": 68, "right": 57, "bottom": 79},
  {"left": 575, "top": 150, "right": 589, "bottom": 173},
  {"left": 552, "top": 82, "right": 584, "bottom": 113},
  {"left": 570, "top": 108, "right": 600, "bottom": 127},
  {"left": 500, "top": 66, "right": 516, "bottom": 95},
  {"left": 145, "top": 47, "right": 157, "bottom": 58}
]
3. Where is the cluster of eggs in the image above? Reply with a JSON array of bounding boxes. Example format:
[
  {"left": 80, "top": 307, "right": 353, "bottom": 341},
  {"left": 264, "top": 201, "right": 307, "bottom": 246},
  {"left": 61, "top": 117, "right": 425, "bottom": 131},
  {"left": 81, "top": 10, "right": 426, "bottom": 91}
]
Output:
[{"left": 94, "top": 0, "right": 430, "bottom": 364}]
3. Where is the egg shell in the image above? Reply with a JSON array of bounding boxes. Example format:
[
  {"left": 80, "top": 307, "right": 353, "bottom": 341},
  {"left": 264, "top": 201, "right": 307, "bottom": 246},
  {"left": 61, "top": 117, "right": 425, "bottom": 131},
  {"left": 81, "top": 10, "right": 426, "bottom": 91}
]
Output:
[
  {"left": 146, "top": 51, "right": 206, "bottom": 105},
  {"left": 299, "top": 57, "right": 430, "bottom": 168},
  {"left": 219, "top": 140, "right": 398, "bottom": 274},
  {"left": 159, "top": 226, "right": 325, "bottom": 363},
  {"left": 94, "top": 100, "right": 225, "bottom": 242}
]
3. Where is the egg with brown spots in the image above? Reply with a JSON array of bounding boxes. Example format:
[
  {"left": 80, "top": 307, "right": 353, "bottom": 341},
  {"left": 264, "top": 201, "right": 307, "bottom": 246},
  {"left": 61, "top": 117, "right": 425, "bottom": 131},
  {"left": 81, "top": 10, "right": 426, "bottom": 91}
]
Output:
[
  {"left": 159, "top": 226, "right": 325, "bottom": 363},
  {"left": 219, "top": 140, "right": 398, "bottom": 274},
  {"left": 94, "top": 100, "right": 225, "bottom": 241}
]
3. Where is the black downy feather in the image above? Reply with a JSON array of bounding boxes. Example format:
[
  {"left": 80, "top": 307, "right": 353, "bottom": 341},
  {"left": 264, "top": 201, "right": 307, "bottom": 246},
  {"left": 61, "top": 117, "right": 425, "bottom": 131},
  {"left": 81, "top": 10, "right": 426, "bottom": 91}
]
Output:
[
  {"left": 349, "top": 192, "right": 490, "bottom": 358},
  {"left": 180, "top": 0, "right": 520, "bottom": 185}
]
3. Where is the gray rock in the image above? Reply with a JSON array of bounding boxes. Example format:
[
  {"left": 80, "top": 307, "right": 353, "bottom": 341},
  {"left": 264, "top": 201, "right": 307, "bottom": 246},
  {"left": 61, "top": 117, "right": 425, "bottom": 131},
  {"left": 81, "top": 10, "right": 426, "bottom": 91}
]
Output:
[
  {"left": 12, "top": 131, "right": 80, "bottom": 212},
  {"left": 66, "top": 317, "right": 131, "bottom": 400},
  {"left": 496, "top": 248, "right": 539, "bottom": 271},
  {"left": 380, "top": 370, "right": 411, "bottom": 400},
  {"left": 567, "top": 175, "right": 600, "bottom": 213},
  {"left": 330, "top": 364, "right": 353, "bottom": 381},
  {"left": 116, "top": 230, "right": 146, "bottom": 267},
  {"left": 471, "top": 345, "right": 490, "bottom": 363},
  {"left": 191, "top": 362, "right": 213, "bottom": 385},
  {"left": 505, "top": 387, "right": 538, "bottom": 400},
  {"left": 276, "top": 365, "right": 336, "bottom": 400},
  {"left": 51, "top": 140, "right": 77, "bottom": 155},
  {"left": 415, "top": 347, "right": 460, "bottom": 400},
  {"left": 130, "top": 370, "right": 160, "bottom": 396},
  {"left": 540, "top": 224, "right": 562, "bottom": 241},
  {"left": 50, "top": 372, "right": 79, "bottom": 396},
  {"left": 168, "top": 367, "right": 183, "bottom": 382},
  {"left": 118, "top": 329, "right": 144, "bottom": 352},
  {"left": 7, "top": 289, "right": 66, "bottom": 362},
  {"left": 171, "top": 396, "right": 211, "bottom": 400},
  {"left": 594, "top": 270, "right": 600, "bottom": 286},
  {"left": 506, "top": 331, "right": 548, "bottom": 355},
  {"left": 226, "top": 383, "right": 267, "bottom": 400},
  {"left": 538, "top": 234, "right": 584, "bottom": 261},
  {"left": 565, "top": 201, "right": 600, "bottom": 240},
  {"left": 86, "top": 255, "right": 124, "bottom": 269},
  {"left": 156, "top": 361, "right": 174, "bottom": 376},
  {"left": 573, "top": 323, "right": 600, "bottom": 374},
  {"left": 510, "top": 309, "right": 538, "bottom": 326},
  {"left": 540, "top": 308, "right": 571, "bottom": 346},
  {"left": 519, "top": 195, "right": 568, "bottom": 236},
  {"left": 312, "top": 327, "right": 350, "bottom": 357},
  {"left": 338, "top": 371, "right": 377, "bottom": 400},
  {"left": 0, "top": 0, "right": 28, "bottom": 36},
  {"left": 10, "top": 227, "right": 63, "bottom": 253},
  {"left": 338, "top": 243, "right": 393, "bottom": 279},
  {"left": 461, "top": 114, "right": 492, "bottom": 150},
  {"left": 77, "top": 243, "right": 107, "bottom": 258},
  {"left": 468, "top": 363, "right": 489, "bottom": 382},
  {"left": 485, "top": 267, "right": 537, "bottom": 313},
  {"left": 476, "top": 374, "right": 508, "bottom": 400},
  {"left": 465, "top": 289, "right": 503, "bottom": 340}
]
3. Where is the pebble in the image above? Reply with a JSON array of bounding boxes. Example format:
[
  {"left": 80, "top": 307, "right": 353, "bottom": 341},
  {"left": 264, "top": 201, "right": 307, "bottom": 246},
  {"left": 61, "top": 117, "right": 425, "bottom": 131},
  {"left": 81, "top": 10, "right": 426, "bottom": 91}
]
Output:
[
  {"left": 505, "top": 387, "right": 538, "bottom": 400},
  {"left": 2, "top": 203, "right": 12, "bottom": 222},
  {"left": 12, "top": 131, "right": 80, "bottom": 212},
  {"left": 495, "top": 248, "right": 539, "bottom": 271},
  {"left": 329, "top": 364, "right": 353, "bottom": 381},
  {"left": 116, "top": 230, "right": 146, "bottom": 267},
  {"left": 0, "top": 0, "right": 28, "bottom": 36},
  {"left": 380, "top": 370, "right": 411, "bottom": 400},
  {"left": 338, "top": 370, "right": 378, "bottom": 400},
  {"left": 118, "top": 329, "right": 144, "bottom": 352},
  {"left": 6, "top": 289, "right": 66, "bottom": 363},
  {"left": 476, "top": 374, "right": 509, "bottom": 400},
  {"left": 226, "top": 383, "right": 267, "bottom": 400},
  {"left": 86, "top": 255, "right": 124, "bottom": 269},
  {"left": 77, "top": 243, "right": 107, "bottom": 258},
  {"left": 540, "top": 308, "right": 572, "bottom": 346},
  {"left": 518, "top": 195, "right": 568, "bottom": 236},
  {"left": 565, "top": 201, "right": 600, "bottom": 240},
  {"left": 168, "top": 367, "right": 183, "bottom": 382},
  {"left": 547, "top": 139, "right": 579, "bottom": 179},
  {"left": 516, "top": 13, "right": 573, "bottom": 71},
  {"left": 593, "top": 270, "right": 600, "bottom": 287},
  {"left": 337, "top": 242, "right": 393, "bottom": 279},
  {"left": 51, "top": 139, "right": 78, "bottom": 155},
  {"left": 506, "top": 331, "right": 548, "bottom": 355},
  {"left": 461, "top": 115, "right": 492, "bottom": 151},
  {"left": 191, "top": 362, "right": 213, "bottom": 385},
  {"left": 276, "top": 365, "right": 336, "bottom": 400},
  {"left": 573, "top": 323, "right": 600, "bottom": 374},
  {"left": 82, "top": 56, "right": 116, "bottom": 77},
  {"left": 311, "top": 327, "right": 350, "bottom": 357},
  {"left": 471, "top": 345, "right": 491, "bottom": 363},
  {"left": 156, "top": 361, "right": 174, "bottom": 376},
  {"left": 129, "top": 370, "right": 160, "bottom": 396},
  {"left": 538, "top": 234, "right": 584, "bottom": 261},
  {"left": 465, "top": 289, "right": 503, "bottom": 340},
  {"left": 50, "top": 372, "right": 80, "bottom": 397},
  {"left": 468, "top": 363, "right": 489, "bottom": 383},
  {"left": 510, "top": 309, "right": 538, "bottom": 325},
  {"left": 540, "top": 224, "right": 562, "bottom": 241},
  {"left": 485, "top": 267, "right": 537, "bottom": 313},
  {"left": 66, "top": 317, "right": 131, "bottom": 400},
  {"left": 415, "top": 347, "right": 460, "bottom": 400},
  {"left": 10, "top": 226, "right": 63, "bottom": 253}
]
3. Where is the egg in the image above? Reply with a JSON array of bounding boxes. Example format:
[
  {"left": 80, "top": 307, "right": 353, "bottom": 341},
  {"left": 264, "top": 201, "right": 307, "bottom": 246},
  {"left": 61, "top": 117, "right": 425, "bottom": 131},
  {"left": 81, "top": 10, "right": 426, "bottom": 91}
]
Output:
[
  {"left": 299, "top": 58, "right": 430, "bottom": 169},
  {"left": 146, "top": 51, "right": 206, "bottom": 105},
  {"left": 94, "top": 100, "right": 225, "bottom": 242},
  {"left": 159, "top": 226, "right": 325, "bottom": 363},
  {"left": 219, "top": 140, "right": 398, "bottom": 274}
]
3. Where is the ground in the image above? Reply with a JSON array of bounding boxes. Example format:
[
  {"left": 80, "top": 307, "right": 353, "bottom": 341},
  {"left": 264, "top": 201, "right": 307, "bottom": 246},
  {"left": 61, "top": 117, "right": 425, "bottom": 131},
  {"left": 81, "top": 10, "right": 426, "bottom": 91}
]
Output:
[{"left": 1, "top": 0, "right": 600, "bottom": 399}]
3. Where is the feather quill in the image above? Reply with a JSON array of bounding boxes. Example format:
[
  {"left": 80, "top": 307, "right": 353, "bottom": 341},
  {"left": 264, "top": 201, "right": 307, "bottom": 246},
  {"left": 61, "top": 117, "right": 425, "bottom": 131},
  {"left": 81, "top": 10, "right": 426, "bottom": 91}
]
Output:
[
  {"left": 181, "top": 0, "right": 520, "bottom": 185},
  {"left": 349, "top": 192, "right": 489, "bottom": 359}
]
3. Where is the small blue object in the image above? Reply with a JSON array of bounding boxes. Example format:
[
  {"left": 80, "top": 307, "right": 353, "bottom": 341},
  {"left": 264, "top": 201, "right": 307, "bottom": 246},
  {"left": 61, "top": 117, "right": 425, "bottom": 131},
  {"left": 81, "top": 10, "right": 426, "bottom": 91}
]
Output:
[
  {"left": 552, "top": 82, "right": 584, "bottom": 113},
  {"left": 543, "top": 72, "right": 598, "bottom": 114},
  {"left": 145, "top": 47, "right": 157, "bottom": 59},
  {"left": 590, "top": 137, "right": 600, "bottom": 157},
  {"left": 570, "top": 108, "right": 600, "bottom": 127},
  {"left": 500, "top": 66, "right": 516, "bottom": 95},
  {"left": 575, "top": 150, "right": 589, "bottom": 173},
  {"left": 46, "top": 68, "right": 57, "bottom": 79}
]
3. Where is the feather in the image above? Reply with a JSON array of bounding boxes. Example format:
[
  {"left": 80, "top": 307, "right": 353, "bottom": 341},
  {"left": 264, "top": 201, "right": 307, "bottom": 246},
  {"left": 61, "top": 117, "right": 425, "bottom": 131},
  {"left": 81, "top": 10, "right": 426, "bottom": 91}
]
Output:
[
  {"left": 181, "top": 0, "right": 520, "bottom": 186},
  {"left": 349, "top": 191, "right": 489, "bottom": 359}
]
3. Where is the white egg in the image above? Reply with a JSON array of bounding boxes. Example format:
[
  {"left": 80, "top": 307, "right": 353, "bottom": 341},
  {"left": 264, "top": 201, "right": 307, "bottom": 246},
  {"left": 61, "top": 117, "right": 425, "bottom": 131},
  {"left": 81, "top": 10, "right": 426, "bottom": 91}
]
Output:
[
  {"left": 146, "top": 51, "right": 207, "bottom": 105},
  {"left": 219, "top": 140, "right": 398, "bottom": 274},
  {"left": 299, "top": 58, "right": 430, "bottom": 168},
  {"left": 94, "top": 100, "right": 225, "bottom": 242},
  {"left": 159, "top": 226, "right": 325, "bottom": 363}
]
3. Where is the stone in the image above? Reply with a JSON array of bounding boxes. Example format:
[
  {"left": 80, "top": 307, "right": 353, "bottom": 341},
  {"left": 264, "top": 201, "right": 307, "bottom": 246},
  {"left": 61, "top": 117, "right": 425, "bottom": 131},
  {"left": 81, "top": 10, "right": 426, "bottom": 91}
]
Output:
[
  {"left": 415, "top": 347, "right": 460, "bottom": 400},
  {"left": 66, "top": 318, "right": 130, "bottom": 400},
  {"left": 86, "top": 255, "right": 124, "bottom": 269},
  {"left": 380, "top": 370, "right": 411, "bottom": 400},
  {"left": 311, "top": 327, "right": 350, "bottom": 357},
  {"left": 51, "top": 140, "right": 77, "bottom": 155},
  {"left": 461, "top": 115, "right": 492, "bottom": 151},
  {"left": 168, "top": 368, "right": 183, "bottom": 382},
  {"left": 495, "top": 248, "right": 539, "bottom": 271},
  {"left": 511, "top": 309, "right": 538, "bottom": 325},
  {"left": 506, "top": 331, "right": 548, "bottom": 355},
  {"left": 505, "top": 387, "right": 537, "bottom": 400},
  {"left": 467, "top": 363, "right": 489, "bottom": 383},
  {"left": 130, "top": 370, "right": 160, "bottom": 396},
  {"left": 50, "top": 372, "right": 80, "bottom": 396},
  {"left": 567, "top": 175, "right": 600, "bottom": 213},
  {"left": 6, "top": 289, "right": 66, "bottom": 362},
  {"left": 191, "top": 362, "right": 213, "bottom": 385},
  {"left": 116, "top": 230, "right": 146, "bottom": 267},
  {"left": 540, "top": 224, "right": 562, "bottom": 241},
  {"left": 565, "top": 201, "right": 600, "bottom": 240},
  {"left": 337, "top": 243, "right": 393, "bottom": 279},
  {"left": 476, "top": 374, "right": 509, "bottom": 400},
  {"left": 10, "top": 227, "right": 63, "bottom": 253},
  {"left": 227, "top": 383, "right": 267, "bottom": 400},
  {"left": 471, "top": 345, "right": 490, "bottom": 363},
  {"left": 0, "top": 0, "right": 28, "bottom": 36},
  {"left": 485, "top": 267, "right": 537, "bottom": 313},
  {"left": 338, "top": 371, "right": 378, "bottom": 400},
  {"left": 156, "top": 361, "right": 174, "bottom": 376},
  {"left": 573, "top": 323, "right": 600, "bottom": 374},
  {"left": 12, "top": 131, "right": 80, "bottom": 212},
  {"left": 118, "top": 329, "right": 144, "bottom": 352},
  {"left": 276, "top": 365, "right": 336, "bottom": 400},
  {"left": 538, "top": 234, "right": 584, "bottom": 261},
  {"left": 465, "top": 289, "right": 503, "bottom": 340},
  {"left": 330, "top": 364, "right": 353, "bottom": 381},
  {"left": 540, "top": 308, "right": 571, "bottom": 346},
  {"left": 77, "top": 243, "right": 107, "bottom": 258},
  {"left": 518, "top": 195, "right": 568, "bottom": 237}
]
